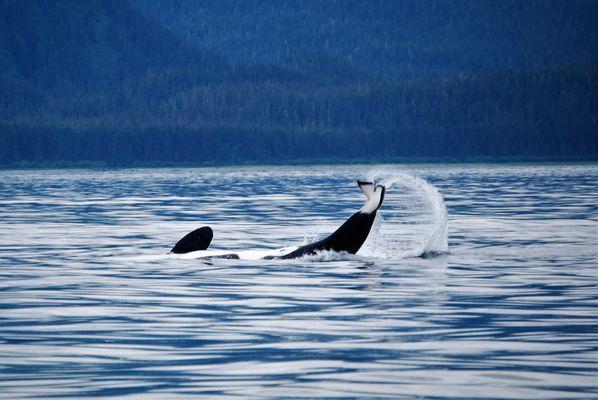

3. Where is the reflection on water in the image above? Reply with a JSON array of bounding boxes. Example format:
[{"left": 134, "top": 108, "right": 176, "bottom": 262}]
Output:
[{"left": 0, "top": 164, "right": 597, "bottom": 399}]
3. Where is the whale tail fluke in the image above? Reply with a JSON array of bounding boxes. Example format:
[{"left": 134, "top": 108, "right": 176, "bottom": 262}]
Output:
[
  {"left": 171, "top": 226, "right": 213, "bottom": 254},
  {"left": 358, "top": 180, "right": 375, "bottom": 199},
  {"left": 358, "top": 180, "right": 385, "bottom": 214}
]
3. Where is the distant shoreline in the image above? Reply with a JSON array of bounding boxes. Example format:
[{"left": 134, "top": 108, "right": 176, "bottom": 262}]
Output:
[{"left": 1, "top": 155, "right": 596, "bottom": 171}]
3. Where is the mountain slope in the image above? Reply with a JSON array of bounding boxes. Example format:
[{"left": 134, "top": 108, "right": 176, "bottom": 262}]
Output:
[
  {"left": 0, "top": 0, "right": 225, "bottom": 94},
  {"left": 131, "top": 0, "right": 598, "bottom": 81},
  {"left": 0, "top": 0, "right": 596, "bottom": 166}
]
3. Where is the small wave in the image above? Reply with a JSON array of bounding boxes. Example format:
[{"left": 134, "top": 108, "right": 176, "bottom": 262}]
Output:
[{"left": 113, "top": 253, "right": 173, "bottom": 262}]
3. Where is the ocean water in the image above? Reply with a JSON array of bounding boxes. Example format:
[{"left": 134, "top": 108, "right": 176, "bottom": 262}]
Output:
[{"left": 0, "top": 164, "right": 596, "bottom": 399}]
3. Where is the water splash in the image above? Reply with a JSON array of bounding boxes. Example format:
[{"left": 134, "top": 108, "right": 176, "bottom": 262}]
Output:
[
  {"left": 360, "top": 171, "right": 449, "bottom": 259},
  {"left": 233, "top": 171, "right": 450, "bottom": 262}
]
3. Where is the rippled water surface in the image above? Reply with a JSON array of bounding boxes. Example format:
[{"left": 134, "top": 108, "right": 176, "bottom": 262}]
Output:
[{"left": 0, "top": 164, "right": 597, "bottom": 399}]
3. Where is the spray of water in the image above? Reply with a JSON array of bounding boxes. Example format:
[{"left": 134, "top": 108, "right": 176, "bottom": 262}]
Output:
[{"left": 360, "top": 171, "right": 449, "bottom": 259}]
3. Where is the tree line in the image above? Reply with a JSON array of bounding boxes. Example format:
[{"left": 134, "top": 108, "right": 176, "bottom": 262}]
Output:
[{"left": 1, "top": 63, "right": 595, "bottom": 167}]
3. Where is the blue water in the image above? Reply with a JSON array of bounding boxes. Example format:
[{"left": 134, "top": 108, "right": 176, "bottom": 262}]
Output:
[{"left": 0, "top": 164, "right": 596, "bottom": 399}]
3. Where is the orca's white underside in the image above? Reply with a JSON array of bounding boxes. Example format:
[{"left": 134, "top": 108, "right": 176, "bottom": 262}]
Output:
[{"left": 175, "top": 246, "right": 299, "bottom": 260}]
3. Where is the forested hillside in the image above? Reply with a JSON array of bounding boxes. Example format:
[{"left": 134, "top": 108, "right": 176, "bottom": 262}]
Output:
[
  {"left": 131, "top": 0, "right": 598, "bottom": 81},
  {"left": 0, "top": 0, "right": 596, "bottom": 167}
]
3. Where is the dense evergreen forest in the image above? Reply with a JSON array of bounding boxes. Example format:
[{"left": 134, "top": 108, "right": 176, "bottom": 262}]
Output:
[
  {"left": 0, "top": 0, "right": 597, "bottom": 167},
  {"left": 132, "top": 0, "right": 598, "bottom": 81}
]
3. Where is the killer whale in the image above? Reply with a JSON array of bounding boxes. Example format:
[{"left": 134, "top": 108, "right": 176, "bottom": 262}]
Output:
[{"left": 170, "top": 180, "right": 385, "bottom": 260}]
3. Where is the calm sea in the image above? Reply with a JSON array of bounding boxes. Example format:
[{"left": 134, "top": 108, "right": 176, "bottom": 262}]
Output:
[{"left": 0, "top": 164, "right": 596, "bottom": 399}]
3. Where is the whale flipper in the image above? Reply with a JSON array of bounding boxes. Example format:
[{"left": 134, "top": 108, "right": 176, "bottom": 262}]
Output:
[
  {"left": 279, "top": 181, "right": 385, "bottom": 259},
  {"left": 171, "top": 226, "right": 213, "bottom": 254}
]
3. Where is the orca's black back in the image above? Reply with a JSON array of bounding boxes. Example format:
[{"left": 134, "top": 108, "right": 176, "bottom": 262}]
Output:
[
  {"left": 171, "top": 226, "right": 213, "bottom": 254},
  {"left": 280, "top": 211, "right": 376, "bottom": 259}
]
